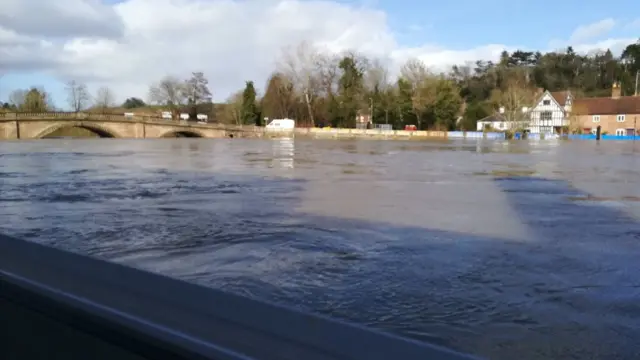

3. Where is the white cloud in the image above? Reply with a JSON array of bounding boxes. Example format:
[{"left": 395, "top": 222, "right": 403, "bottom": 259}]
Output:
[
  {"left": 0, "top": 2, "right": 636, "bottom": 103},
  {"left": 548, "top": 18, "right": 634, "bottom": 55},
  {"left": 569, "top": 18, "right": 616, "bottom": 43},
  {"left": 570, "top": 38, "right": 636, "bottom": 55},
  {"left": 0, "top": 0, "right": 123, "bottom": 38}
]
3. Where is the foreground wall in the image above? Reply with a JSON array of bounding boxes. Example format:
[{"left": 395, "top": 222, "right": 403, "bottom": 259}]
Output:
[{"left": 0, "top": 234, "right": 479, "bottom": 360}]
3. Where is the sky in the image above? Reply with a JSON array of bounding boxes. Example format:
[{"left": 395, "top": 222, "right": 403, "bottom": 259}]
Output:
[{"left": 0, "top": 0, "right": 639, "bottom": 109}]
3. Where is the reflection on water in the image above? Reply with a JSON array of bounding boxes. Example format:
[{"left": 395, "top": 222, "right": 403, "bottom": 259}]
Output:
[
  {"left": 1, "top": 138, "right": 640, "bottom": 360},
  {"left": 272, "top": 137, "right": 294, "bottom": 169}
]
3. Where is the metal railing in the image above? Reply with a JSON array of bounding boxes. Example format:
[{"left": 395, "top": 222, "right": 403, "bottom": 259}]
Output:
[{"left": 0, "top": 234, "right": 480, "bottom": 360}]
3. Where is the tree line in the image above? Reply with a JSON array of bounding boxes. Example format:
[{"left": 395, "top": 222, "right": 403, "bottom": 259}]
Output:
[
  {"left": 2, "top": 39, "right": 638, "bottom": 130},
  {"left": 1, "top": 82, "right": 126, "bottom": 113}
]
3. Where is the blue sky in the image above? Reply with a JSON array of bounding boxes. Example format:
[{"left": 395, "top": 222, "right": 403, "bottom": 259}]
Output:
[
  {"left": 1, "top": 0, "right": 639, "bottom": 108},
  {"left": 383, "top": 0, "right": 639, "bottom": 49}
]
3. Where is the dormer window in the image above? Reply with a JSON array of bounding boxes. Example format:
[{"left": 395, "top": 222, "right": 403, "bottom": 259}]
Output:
[
  {"left": 616, "top": 115, "right": 626, "bottom": 122},
  {"left": 592, "top": 115, "right": 600, "bottom": 123},
  {"left": 542, "top": 100, "right": 550, "bottom": 105}
]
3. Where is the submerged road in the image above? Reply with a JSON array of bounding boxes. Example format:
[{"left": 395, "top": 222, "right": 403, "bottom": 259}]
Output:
[{"left": 1, "top": 138, "right": 640, "bottom": 359}]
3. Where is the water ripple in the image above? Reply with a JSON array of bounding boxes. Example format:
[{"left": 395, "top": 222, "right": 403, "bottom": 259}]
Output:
[{"left": 1, "top": 138, "right": 640, "bottom": 360}]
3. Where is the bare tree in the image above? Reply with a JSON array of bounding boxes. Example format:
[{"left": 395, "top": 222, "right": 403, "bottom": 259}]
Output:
[
  {"left": 223, "top": 91, "right": 243, "bottom": 125},
  {"left": 449, "top": 62, "right": 474, "bottom": 83},
  {"left": 148, "top": 76, "right": 186, "bottom": 112},
  {"left": 261, "top": 72, "right": 296, "bottom": 119},
  {"left": 400, "top": 58, "right": 430, "bottom": 88},
  {"left": 364, "top": 58, "right": 390, "bottom": 92},
  {"left": 8, "top": 89, "right": 26, "bottom": 108},
  {"left": 66, "top": 80, "right": 91, "bottom": 112},
  {"left": 400, "top": 58, "right": 436, "bottom": 129},
  {"left": 9, "top": 87, "right": 52, "bottom": 112},
  {"left": 183, "top": 72, "right": 212, "bottom": 108},
  {"left": 94, "top": 86, "right": 116, "bottom": 113},
  {"left": 279, "top": 41, "right": 321, "bottom": 126},
  {"left": 315, "top": 53, "right": 341, "bottom": 97},
  {"left": 366, "top": 59, "right": 395, "bottom": 124},
  {"left": 490, "top": 70, "right": 536, "bottom": 130}
]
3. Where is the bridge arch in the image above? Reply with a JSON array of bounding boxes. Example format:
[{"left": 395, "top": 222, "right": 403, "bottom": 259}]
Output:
[
  {"left": 35, "top": 122, "right": 120, "bottom": 139},
  {"left": 159, "top": 129, "right": 205, "bottom": 138}
]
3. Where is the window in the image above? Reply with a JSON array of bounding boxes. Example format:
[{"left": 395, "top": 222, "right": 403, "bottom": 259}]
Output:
[
  {"left": 615, "top": 129, "right": 626, "bottom": 136},
  {"left": 542, "top": 100, "right": 551, "bottom": 105},
  {"left": 617, "top": 115, "right": 626, "bottom": 122},
  {"left": 592, "top": 115, "right": 600, "bottom": 122},
  {"left": 539, "top": 111, "right": 552, "bottom": 124}
]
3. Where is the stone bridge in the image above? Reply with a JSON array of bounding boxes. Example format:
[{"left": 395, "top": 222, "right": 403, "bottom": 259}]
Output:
[{"left": 0, "top": 112, "right": 264, "bottom": 140}]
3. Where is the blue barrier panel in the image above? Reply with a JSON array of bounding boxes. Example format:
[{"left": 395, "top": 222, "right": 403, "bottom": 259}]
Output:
[
  {"left": 567, "top": 134, "right": 596, "bottom": 140},
  {"left": 468, "top": 132, "right": 485, "bottom": 139},
  {"left": 567, "top": 134, "right": 637, "bottom": 141},
  {"left": 484, "top": 132, "right": 505, "bottom": 140},
  {"left": 602, "top": 135, "right": 638, "bottom": 140},
  {"left": 447, "top": 131, "right": 465, "bottom": 138},
  {"left": 0, "top": 234, "right": 481, "bottom": 360}
]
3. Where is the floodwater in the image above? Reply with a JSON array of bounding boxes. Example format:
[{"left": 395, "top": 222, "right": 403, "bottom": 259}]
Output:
[{"left": 1, "top": 138, "right": 640, "bottom": 359}]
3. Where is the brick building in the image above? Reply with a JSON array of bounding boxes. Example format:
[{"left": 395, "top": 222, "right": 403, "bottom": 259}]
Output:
[{"left": 572, "top": 83, "right": 640, "bottom": 136}]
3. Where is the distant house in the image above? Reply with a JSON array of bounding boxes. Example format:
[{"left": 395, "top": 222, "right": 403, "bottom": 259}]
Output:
[
  {"left": 573, "top": 83, "right": 640, "bottom": 136},
  {"left": 476, "top": 113, "right": 509, "bottom": 131},
  {"left": 355, "top": 111, "right": 372, "bottom": 129},
  {"left": 528, "top": 90, "right": 573, "bottom": 134}
]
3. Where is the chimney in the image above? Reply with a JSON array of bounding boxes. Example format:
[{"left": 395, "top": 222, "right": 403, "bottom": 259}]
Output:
[{"left": 612, "top": 82, "right": 621, "bottom": 99}]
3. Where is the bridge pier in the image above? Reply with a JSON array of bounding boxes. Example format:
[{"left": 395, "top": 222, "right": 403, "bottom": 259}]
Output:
[{"left": 0, "top": 121, "right": 19, "bottom": 140}]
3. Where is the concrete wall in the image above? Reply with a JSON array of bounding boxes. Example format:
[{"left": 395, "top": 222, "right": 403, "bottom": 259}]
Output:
[{"left": 293, "top": 128, "right": 447, "bottom": 139}]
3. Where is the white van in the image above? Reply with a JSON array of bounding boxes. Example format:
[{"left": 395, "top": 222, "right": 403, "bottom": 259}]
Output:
[
  {"left": 266, "top": 118, "right": 295, "bottom": 131},
  {"left": 197, "top": 114, "right": 208, "bottom": 124}
]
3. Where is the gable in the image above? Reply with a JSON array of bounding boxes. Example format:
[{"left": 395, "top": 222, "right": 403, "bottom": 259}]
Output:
[
  {"left": 532, "top": 91, "right": 569, "bottom": 113},
  {"left": 550, "top": 91, "right": 571, "bottom": 106},
  {"left": 477, "top": 113, "right": 507, "bottom": 122}
]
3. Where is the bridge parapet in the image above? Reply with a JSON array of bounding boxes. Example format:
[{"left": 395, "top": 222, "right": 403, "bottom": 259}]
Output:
[
  {"left": 0, "top": 112, "right": 264, "bottom": 130},
  {"left": 0, "top": 112, "right": 160, "bottom": 123}
]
